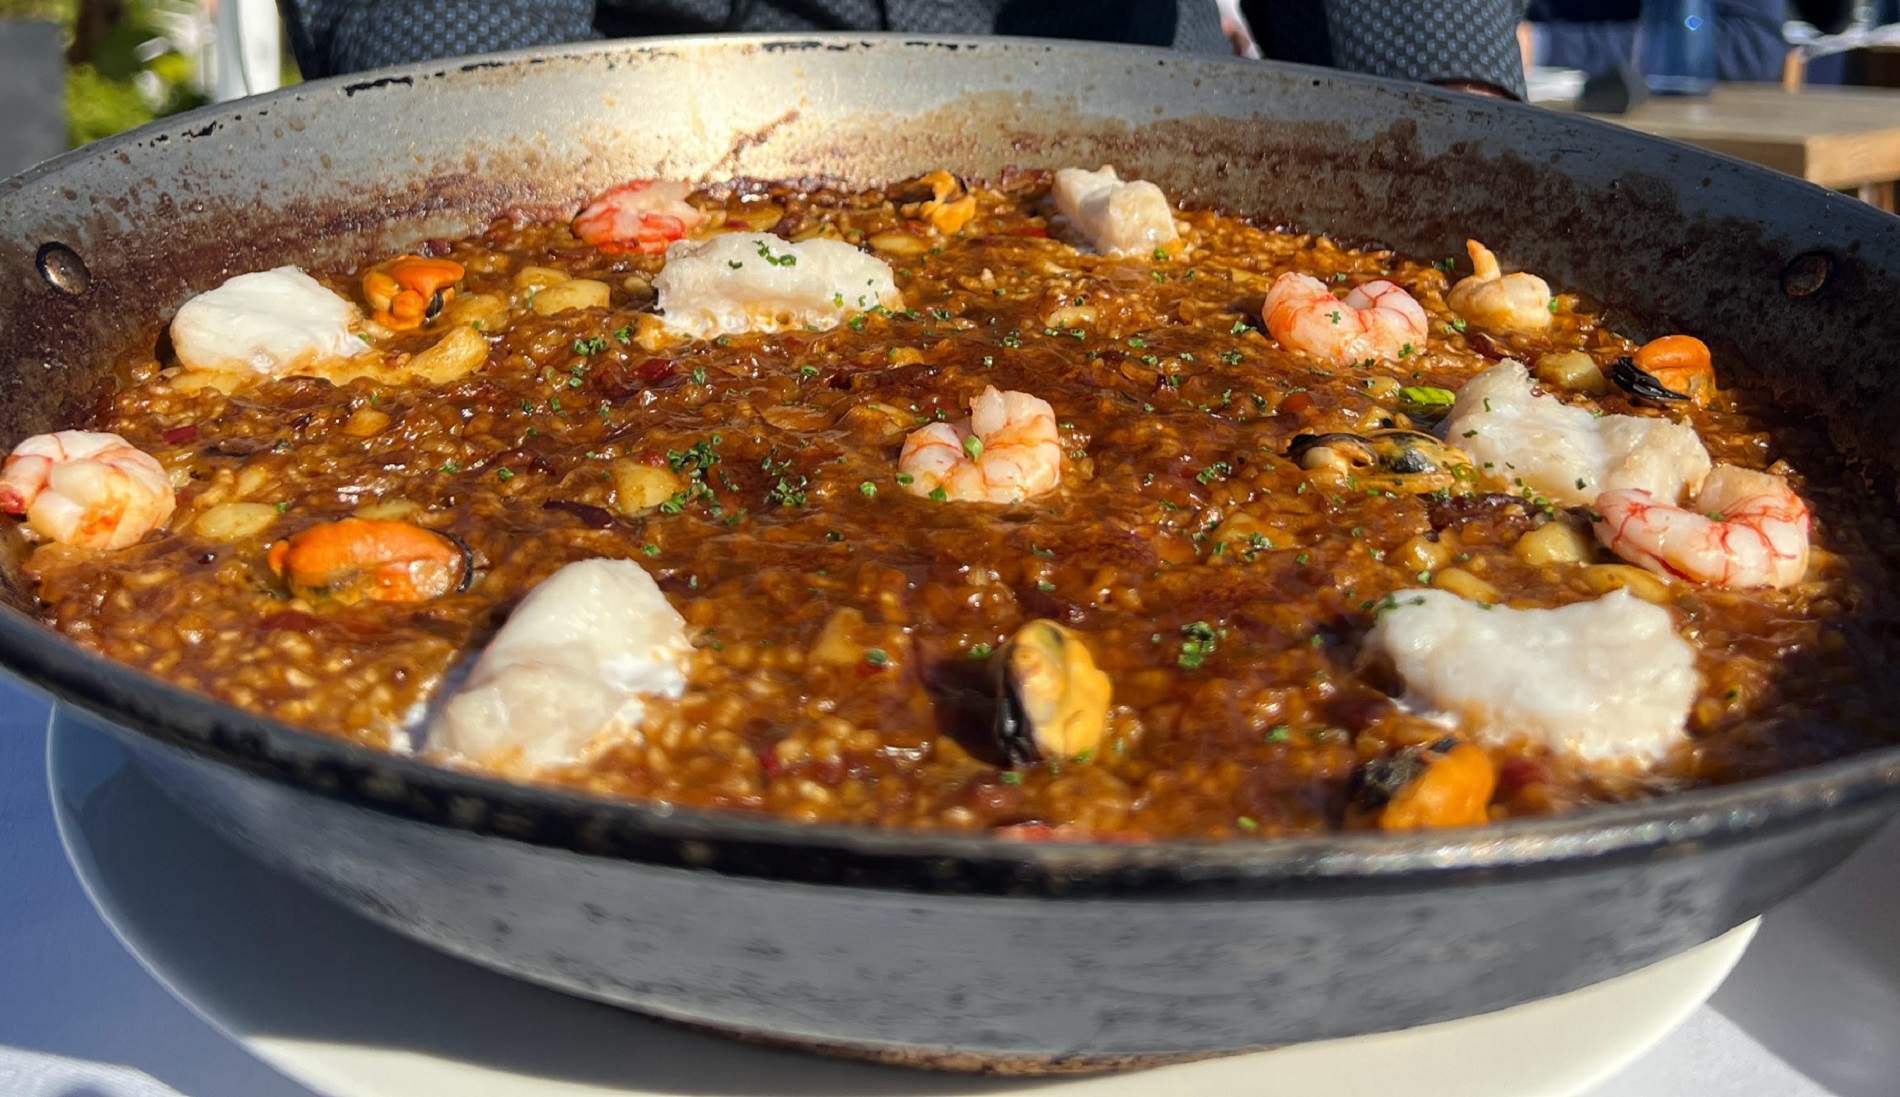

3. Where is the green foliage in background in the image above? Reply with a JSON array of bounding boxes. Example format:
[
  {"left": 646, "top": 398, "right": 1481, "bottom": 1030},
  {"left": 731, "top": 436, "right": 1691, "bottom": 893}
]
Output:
[{"left": 1, "top": 0, "right": 215, "bottom": 146}]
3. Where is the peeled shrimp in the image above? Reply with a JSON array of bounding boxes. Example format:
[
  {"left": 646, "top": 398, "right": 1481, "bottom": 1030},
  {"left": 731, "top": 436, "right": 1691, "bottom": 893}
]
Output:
[
  {"left": 429, "top": 558, "right": 691, "bottom": 769},
  {"left": 1444, "top": 361, "right": 1711, "bottom": 507},
  {"left": 1447, "top": 239, "right": 1552, "bottom": 333},
  {"left": 1364, "top": 587, "right": 1698, "bottom": 763},
  {"left": 1593, "top": 465, "right": 1810, "bottom": 590},
  {"left": 573, "top": 180, "right": 706, "bottom": 255},
  {"left": 0, "top": 431, "right": 174, "bottom": 549},
  {"left": 898, "top": 386, "right": 1060, "bottom": 504},
  {"left": 1263, "top": 272, "right": 1428, "bottom": 367},
  {"left": 170, "top": 266, "right": 366, "bottom": 378},
  {"left": 1050, "top": 165, "right": 1178, "bottom": 255}
]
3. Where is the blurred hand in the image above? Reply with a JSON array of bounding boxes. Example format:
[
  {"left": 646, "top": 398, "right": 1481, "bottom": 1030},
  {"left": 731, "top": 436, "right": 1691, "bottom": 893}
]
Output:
[{"left": 1517, "top": 21, "right": 1536, "bottom": 72}]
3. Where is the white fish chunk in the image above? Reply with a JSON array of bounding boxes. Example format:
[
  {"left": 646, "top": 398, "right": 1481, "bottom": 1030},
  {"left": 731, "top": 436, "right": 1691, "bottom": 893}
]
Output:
[
  {"left": 431, "top": 558, "right": 691, "bottom": 770},
  {"left": 653, "top": 232, "right": 901, "bottom": 339},
  {"left": 1363, "top": 588, "right": 1698, "bottom": 763},
  {"left": 1444, "top": 360, "right": 1710, "bottom": 507},
  {"left": 170, "top": 266, "right": 365, "bottom": 376},
  {"left": 1050, "top": 165, "right": 1179, "bottom": 255}
]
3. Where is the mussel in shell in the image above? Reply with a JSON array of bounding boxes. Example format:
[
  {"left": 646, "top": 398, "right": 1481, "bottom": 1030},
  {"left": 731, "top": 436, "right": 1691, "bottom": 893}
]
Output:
[
  {"left": 894, "top": 170, "right": 976, "bottom": 236},
  {"left": 1287, "top": 429, "right": 1477, "bottom": 495},
  {"left": 993, "top": 619, "right": 1112, "bottom": 765},
  {"left": 1345, "top": 738, "right": 1496, "bottom": 831},
  {"left": 1608, "top": 356, "right": 1691, "bottom": 403}
]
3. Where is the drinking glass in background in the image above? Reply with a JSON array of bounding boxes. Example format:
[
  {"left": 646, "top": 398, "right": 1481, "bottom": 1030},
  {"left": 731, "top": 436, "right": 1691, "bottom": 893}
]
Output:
[{"left": 1639, "top": 0, "right": 1718, "bottom": 94}]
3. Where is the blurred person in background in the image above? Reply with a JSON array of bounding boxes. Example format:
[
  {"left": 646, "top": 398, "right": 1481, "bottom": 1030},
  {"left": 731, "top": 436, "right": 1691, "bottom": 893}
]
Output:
[
  {"left": 1518, "top": 1, "right": 1790, "bottom": 82},
  {"left": 280, "top": 0, "right": 1530, "bottom": 97}
]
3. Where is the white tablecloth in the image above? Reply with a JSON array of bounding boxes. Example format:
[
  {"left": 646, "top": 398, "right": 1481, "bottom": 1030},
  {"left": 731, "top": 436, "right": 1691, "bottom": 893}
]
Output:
[{"left": 1, "top": 672, "right": 1888, "bottom": 1097}]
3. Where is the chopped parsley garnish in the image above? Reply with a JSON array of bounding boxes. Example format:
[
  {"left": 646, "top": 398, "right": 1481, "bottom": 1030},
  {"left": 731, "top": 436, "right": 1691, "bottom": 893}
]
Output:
[
  {"left": 1399, "top": 385, "right": 1456, "bottom": 407},
  {"left": 1230, "top": 320, "right": 1250, "bottom": 335},
  {"left": 999, "top": 770, "right": 1023, "bottom": 785},
  {"left": 726, "top": 260, "right": 744, "bottom": 269},
  {"left": 1444, "top": 317, "right": 1468, "bottom": 333},
  {"left": 1195, "top": 461, "right": 1234, "bottom": 486},
  {"left": 968, "top": 642, "right": 994, "bottom": 660},
  {"left": 928, "top": 486, "right": 949, "bottom": 503},
  {"left": 799, "top": 364, "right": 819, "bottom": 380},
  {"left": 274, "top": 501, "right": 290, "bottom": 513},
  {"left": 1177, "top": 620, "right": 1219, "bottom": 669},
  {"left": 847, "top": 314, "right": 868, "bottom": 332},
  {"left": 755, "top": 240, "right": 796, "bottom": 267},
  {"left": 1235, "top": 816, "right": 1260, "bottom": 832},
  {"left": 1327, "top": 311, "right": 1342, "bottom": 324},
  {"left": 438, "top": 460, "right": 460, "bottom": 474},
  {"left": 495, "top": 467, "right": 514, "bottom": 481},
  {"left": 767, "top": 477, "right": 807, "bottom": 507},
  {"left": 963, "top": 435, "right": 984, "bottom": 460},
  {"left": 1265, "top": 724, "right": 1291, "bottom": 742},
  {"left": 691, "top": 366, "right": 708, "bottom": 386},
  {"left": 572, "top": 336, "right": 606, "bottom": 356},
  {"left": 1127, "top": 336, "right": 1147, "bottom": 349},
  {"left": 895, "top": 472, "right": 914, "bottom": 486},
  {"left": 641, "top": 543, "right": 660, "bottom": 556},
  {"left": 1035, "top": 579, "right": 1055, "bottom": 592},
  {"left": 1398, "top": 342, "right": 1414, "bottom": 358},
  {"left": 864, "top": 648, "right": 890, "bottom": 666},
  {"left": 1220, "top": 349, "right": 1244, "bottom": 365},
  {"left": 1548, "top": 298, "right": 1560, "bottom": 313},
  {"left": 858, "top": 480, "right": 877, "bottom": 497}
]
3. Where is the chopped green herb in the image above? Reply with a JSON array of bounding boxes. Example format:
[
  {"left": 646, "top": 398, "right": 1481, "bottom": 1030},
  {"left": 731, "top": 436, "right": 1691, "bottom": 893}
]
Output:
[
  {"left": 799, "top": 364, "right": 819, "bottom": 380},
  {"left": 641, "top": 543, "right": 660, "bottom": 557},
  {"left": 864, "top": 648, "right": 890, "bottom": 666},
  {"left": 1265, "top": 725, "right": 1291, "bottom": 742},
  {"left": 858, "top": 480, "right": 877, "bottom": 497},
  {"left": 963, "top": 435, "right": 985, "bottom": 460},
  {"left": 572, "top": 336, "right": 606, "bottom": 356},
  {"left": 999, "top": 770, "right": 1023, "bottom": 785},
  {"left": 968, "top": 642, "right": 994, "bottom": 660},
  {"left": 495, "top": 467, "right": 514, "bottom": 481},
  {"left": 895, "top": 472, "right": 914, "bottom": 486},
  {"left": 438, "top": 460, "right": 460, "bottom": 474},
  {"left": 691, "top": 366, "right": 708, "bottom": 386},
  {"left": 1230, "top": 320, "right": 1249, "bottom": 335},
  {"left": 1235, "top": 816, "right": 1259, "bottom": 832},
  {"left": 1195, "top": 461, "right": 1234, "bottom": 486},
  {"left": 1400, "top": 385, "right": 1457, "bottom": 407},
  {"left": 755, "top": 240, "right": 796, "bottom": 267},
  {"left": 273, "top": 501, "right": 289, "bottom": 513},
  {"left": 928, "top": 486, "right": 949, "bottom": 503},
  {"left": 1177, "top": 620, "right": 1219, "bottom": 669}
]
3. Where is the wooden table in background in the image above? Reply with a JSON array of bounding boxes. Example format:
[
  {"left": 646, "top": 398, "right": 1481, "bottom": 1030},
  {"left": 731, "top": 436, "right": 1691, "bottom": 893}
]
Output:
[{"left": 1567, "top": 83, "right": 1900, "bottom": 210}]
